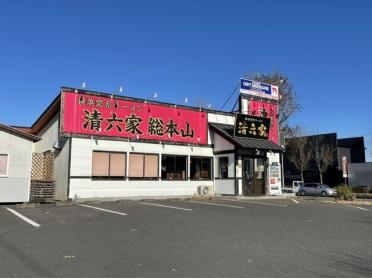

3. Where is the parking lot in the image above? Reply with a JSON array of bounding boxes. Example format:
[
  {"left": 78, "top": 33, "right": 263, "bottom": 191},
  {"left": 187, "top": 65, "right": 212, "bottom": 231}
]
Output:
[{"left": 1, "top": 197, "right": 372, "bottom": 277}]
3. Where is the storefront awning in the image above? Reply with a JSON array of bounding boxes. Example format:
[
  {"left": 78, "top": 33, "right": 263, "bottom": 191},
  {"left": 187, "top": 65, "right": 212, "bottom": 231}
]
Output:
[{"left": 209, "top": 123, "right": 284, "bottom": 152}]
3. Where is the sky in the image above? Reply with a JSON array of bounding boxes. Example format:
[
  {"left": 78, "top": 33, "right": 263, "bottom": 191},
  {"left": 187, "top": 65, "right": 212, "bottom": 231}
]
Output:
[{"left": 0, "top": 0, "right": 371, "bottom": 161}]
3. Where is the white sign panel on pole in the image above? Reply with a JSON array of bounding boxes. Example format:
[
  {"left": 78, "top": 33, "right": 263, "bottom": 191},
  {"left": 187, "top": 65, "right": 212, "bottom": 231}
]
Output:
[{"left": 240, "top": 78, "right": 279, "bottom": 100}]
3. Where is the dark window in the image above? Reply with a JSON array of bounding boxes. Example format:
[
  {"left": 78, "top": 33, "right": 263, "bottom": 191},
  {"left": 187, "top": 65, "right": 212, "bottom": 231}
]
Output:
[
  {"left": 161, "top": 155, "right": 187, "bottom": 180},
  {"left": 219, "top": 157, "right": 229, "bottom": 179},
  {"left": 92, "top": 151, "right": 126, "bottom": 179},
  {"left": 190, "top": 156, "right": 212, "bottom": 180},
  {"left": 128, "top": 153, "right": 159, "bottom": 179}
]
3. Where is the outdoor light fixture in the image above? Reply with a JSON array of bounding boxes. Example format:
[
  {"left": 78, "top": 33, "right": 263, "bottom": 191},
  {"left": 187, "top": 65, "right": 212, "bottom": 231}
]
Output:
[{"left": 144, "top": 92, "right": 158, "bottom": 104}]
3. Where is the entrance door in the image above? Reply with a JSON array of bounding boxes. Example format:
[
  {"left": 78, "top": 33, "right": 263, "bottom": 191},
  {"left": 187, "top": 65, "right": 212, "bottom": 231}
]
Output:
[
  {"left": 242, "top": 158, "right": 254, "bottom": 195},
  {"left": 242, "top": 157, "right": 266, "bottom": 196},
  {"left": 254, "top": 158, "right": 266, "bottom": 195}
]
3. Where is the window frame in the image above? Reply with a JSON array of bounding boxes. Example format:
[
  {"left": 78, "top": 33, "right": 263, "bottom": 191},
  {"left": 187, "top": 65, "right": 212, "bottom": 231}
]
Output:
[
  {"left": 190, "top": 156, "right": 213, "bottom": 181},
  {"left": 128, "top": 152, "right": 159, "bottom": 180},
  {"left": 161, "top": 154, "right": 188, "bottom": 181},
  {"left": 218, "top": 156, "right": 229, "bottom": 179},
  {"left": 92, "top": 151, "right": 126, "bottom": 180},
  {"left": 0, "top": 153, "right": 9, "bottom": 177}
]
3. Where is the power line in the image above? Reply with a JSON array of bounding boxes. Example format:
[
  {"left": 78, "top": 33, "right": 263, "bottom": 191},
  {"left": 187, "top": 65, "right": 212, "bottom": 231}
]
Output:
[
  {"left": 219, "top": 83, "right": 240, "bottom": 111},
  {"left": 231, "top": 97, "right": 239, "bottom": 112}
]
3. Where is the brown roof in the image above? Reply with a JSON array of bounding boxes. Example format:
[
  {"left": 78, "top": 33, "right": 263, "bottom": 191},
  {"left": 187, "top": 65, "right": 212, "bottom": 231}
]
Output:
[
  {"left": 209, "top": 123, "right": 284, "bottom": 152},
  {"left": 0, "top": 123, "right": 41, "bottom": 141}
]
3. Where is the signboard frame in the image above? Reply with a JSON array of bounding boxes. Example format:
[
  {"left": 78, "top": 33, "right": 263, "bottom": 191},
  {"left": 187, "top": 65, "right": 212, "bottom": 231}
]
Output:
[
  {"left": 240, "top": 78, "right": 279, "bottom": 101},
  {"left": 60, "top": 90, "right": 208, "bottom": 145},
  {"left": 233, "top": 113, "right": 271, "bottom": 140}
]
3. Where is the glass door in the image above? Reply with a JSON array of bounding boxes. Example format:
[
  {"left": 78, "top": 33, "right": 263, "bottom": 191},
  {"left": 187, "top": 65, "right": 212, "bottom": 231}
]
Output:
[
  {"left": 242, "top": 158, "right": 254, "bottom": 195},
  {"left": 242, "top": 157, "right": 267, "bottom": 196},
  {"left": 254, "top": 158, "right": 266, "bottom": 195}
]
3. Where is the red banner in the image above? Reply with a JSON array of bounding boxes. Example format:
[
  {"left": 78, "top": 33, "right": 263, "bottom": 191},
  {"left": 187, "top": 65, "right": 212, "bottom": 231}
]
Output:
[
  {"left": 62, "top": 91, "right": 208, "bottom": 144},
  {"left": 248, "top": 100, "right": 278, "bottom": 144}
]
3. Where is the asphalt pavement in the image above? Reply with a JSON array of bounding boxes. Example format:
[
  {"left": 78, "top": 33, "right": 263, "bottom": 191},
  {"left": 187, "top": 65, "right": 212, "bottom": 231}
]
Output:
[{"left": 1, "top": 197, "right": 371, "bottom": 277}]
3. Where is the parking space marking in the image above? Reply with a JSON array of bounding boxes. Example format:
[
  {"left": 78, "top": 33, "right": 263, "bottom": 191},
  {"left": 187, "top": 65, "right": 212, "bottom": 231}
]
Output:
[
  {"left": 345, "top": 205, "right": 368, "bottom": 211},
  {"left": 141, "top": 202, "right": 192, "bottom": 211},
  {"left": 188, "top": 201, "right": 244, "bottom": 209},
  {"left": 291, "top": 199, "right": 300, "bottom": 204},
  {"left": 5, "top": 207, "right": 41, "bottom": 228},
  {"left": 232, "top": 200, "right": 288, "bottom": 207},
  {"left": 77, "top": 204, "right": 128, "bottom": 215}
]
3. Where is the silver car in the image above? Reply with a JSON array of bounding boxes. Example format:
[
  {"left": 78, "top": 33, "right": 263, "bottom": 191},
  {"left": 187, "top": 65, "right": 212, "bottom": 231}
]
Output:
[{"left": 298, "top": 183, "right": 337, "bottom": 197}]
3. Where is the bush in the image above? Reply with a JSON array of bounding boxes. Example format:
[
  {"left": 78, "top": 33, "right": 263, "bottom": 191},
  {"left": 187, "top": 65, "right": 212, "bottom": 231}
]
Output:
[
  {"left": 336, "top": 184, "right": 353, "bottom": 200},
  {"left": 355, "top": 193, "right": 372, "bottom": 200},
  {"left": 352, "top": 186, "right": 369, "bottom": 193}
]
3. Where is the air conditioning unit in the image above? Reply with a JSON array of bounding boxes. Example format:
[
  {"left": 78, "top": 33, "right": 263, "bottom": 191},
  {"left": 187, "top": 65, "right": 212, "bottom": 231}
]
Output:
[{"left": 198, "top": 186, "right": 212, "bottom": 196}]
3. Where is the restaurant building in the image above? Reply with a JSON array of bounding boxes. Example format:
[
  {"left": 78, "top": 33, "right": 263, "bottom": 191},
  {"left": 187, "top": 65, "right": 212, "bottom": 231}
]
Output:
[{"left": 2, "top": 80, "right": 284, "bottom": 202}]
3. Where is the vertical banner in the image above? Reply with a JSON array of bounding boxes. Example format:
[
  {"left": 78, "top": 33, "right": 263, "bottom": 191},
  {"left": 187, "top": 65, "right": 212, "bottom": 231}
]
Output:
[
  {"left": 342, "top": 156, "right": 348, "bottom": 178},
  {"left": 248, "top": 100, "right": 278, "bottom": 144}
]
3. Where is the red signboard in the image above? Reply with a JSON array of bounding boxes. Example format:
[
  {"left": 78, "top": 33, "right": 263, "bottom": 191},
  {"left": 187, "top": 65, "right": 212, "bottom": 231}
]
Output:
[
  {"left": 248, "top": 100, "right": 278, "bottom": 144},
  {"left": 62, "top": 91, "right": 208, "bottom": 144}
]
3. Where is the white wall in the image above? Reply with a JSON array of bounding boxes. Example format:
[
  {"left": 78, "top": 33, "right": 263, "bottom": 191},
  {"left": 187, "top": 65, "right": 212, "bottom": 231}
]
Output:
[
  {"left": 214, "top": 153, "right": 235, "bottom": 195},
  {"left": 213, "top": 133, "right": 234, "bottom": 152},
  {"left": 69, "top": 137, "right": 214, "bottom": 199},
  {"left": 54, "top": 138, "right": 70, "bottom": 201},
  {"left": 214, "top": 153, "right": 235, "bottom": 178},
  {"left": 207, "top": 113, "right": 235, "bottom": 125},
  {"left": 0, "top": 130, "right": 33, "bottom": 202},
  {"left": 33, "top": 113, "right": 59, "bottom": 153}
]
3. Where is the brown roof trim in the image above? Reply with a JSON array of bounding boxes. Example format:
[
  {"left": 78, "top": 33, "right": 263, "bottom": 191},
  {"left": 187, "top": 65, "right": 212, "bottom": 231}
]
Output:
[
  {"left": 30, "top": 94, "right": 61, "bottom": 135},
  {"left": 0, "top": 123, "right": 41, "bottom": 141},
  {"left": 10, "top": 126, "right": 32, "bottom": 133}
]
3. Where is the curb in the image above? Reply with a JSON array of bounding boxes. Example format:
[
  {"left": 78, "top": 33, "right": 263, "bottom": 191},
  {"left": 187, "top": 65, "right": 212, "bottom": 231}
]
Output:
[{"left": 335, "top": 200, "right": 372, "bottom": 206}]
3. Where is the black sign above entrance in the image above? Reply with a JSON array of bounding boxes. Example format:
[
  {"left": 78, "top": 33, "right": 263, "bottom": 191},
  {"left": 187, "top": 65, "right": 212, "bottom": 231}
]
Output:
[{"left": 234, "top": 113, "right": 271, "bottom": 140}]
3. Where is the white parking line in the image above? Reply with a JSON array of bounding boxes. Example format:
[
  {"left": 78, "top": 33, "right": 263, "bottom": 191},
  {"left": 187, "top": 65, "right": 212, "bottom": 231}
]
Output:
[
  {"left": 77, "top": 204, "right": 128, "bottom": 215},
  {"left": 188, "top": 201, "right": 244, "bottom": 209},
  {"left": 232, "top": 200, "right": 287, "bottom": 207},
  {"left": 345, "top": 205, "right": 368, "bottom": 211},
  {"left": 291, "top": 199, "right": 300, "bottom": 204},
  {"left": 141, "top": 202, "right": 192, "bottom": 211},
  {"left": 6, "top": 207, "right": 41, "bottom": 228}
]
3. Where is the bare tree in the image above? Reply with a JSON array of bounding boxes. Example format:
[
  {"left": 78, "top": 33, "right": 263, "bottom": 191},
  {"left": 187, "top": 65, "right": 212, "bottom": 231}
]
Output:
[
  {"left": 246, "top": 71, "right": 301, "bottom": 136},
  {"left": 311, "top": 136, "right": 335, "bottom": 184},
  {"left": 286, "top": 135, "right": 311, "bottom": 182}
]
